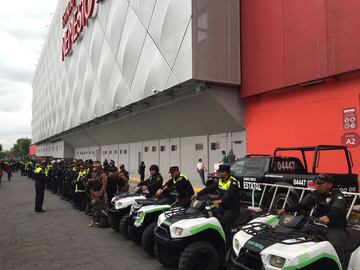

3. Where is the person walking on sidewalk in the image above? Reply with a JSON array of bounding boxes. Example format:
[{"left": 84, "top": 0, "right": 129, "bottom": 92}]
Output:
[
  {"left": 138, "top": 161, "right": 146, "bottom": 182},
  {"left": 220, "top": 150, "right": 228, "bottom": 164},
  {"left": 0, "top": 164, "right": 3, "bottom": 186},
  {"left": 5, "top": 162, "right": 12, "bottom": 182},
  {"left": 196, "top": 158, "right": 207, "bottom": 185}
]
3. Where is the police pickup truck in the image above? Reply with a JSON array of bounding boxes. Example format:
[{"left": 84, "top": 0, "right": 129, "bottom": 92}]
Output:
[{"left": 227, "top": 145, "right": 359, "bottom": 208}]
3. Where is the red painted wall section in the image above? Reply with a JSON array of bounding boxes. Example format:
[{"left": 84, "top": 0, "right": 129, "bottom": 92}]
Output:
[
  {"left": 241, "top": 0, "right": 360, "bottom": 97},
  {"left": 245, "top": 72, "right": 360, "bottom": 175},
  {"left": 29, "top": 144, "right": 36, "bottom": 156}
]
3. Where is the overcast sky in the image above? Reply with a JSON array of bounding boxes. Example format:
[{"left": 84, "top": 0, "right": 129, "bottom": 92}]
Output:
[{"left": 0, "top": 0, "right": 58, "bottom": 150}]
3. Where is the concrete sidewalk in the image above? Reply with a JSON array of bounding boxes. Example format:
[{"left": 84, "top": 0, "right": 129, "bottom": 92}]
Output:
[{"left": 0, "top": 173, "right": 164, "bottom": 270}]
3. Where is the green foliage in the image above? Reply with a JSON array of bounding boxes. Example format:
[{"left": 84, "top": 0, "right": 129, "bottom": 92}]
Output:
[{"left": 10, "top": 138, "right": 31, "bottom": 158}]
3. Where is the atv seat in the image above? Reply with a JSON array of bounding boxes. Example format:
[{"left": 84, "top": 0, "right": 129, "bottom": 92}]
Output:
[
  {"left": 345, "top": 228, "right": 360, "bottom": 252},
  {"left": 233, "top": 208, "right": 254, "bottom": 226},
  {"left": 135, "top": 198, "right": 157, "bottom": 205}
]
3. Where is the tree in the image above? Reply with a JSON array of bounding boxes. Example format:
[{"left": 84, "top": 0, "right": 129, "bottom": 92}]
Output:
[
  {"left": 10, "top": 138, "right": 31, "bottom": 158},
  {"left": 0, "top": 144, "right": 2, "bottom": 153}
]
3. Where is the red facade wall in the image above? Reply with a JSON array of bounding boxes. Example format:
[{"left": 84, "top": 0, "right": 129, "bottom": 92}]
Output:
[
  {"left": 245, "top": 72, "right": 360, "bottom": 175},
  {"left": 241, "top": 0, "right": 360, "bottom": 97},
  {"left": 29, "top": 144, "right": 36, "bottom": 156}
]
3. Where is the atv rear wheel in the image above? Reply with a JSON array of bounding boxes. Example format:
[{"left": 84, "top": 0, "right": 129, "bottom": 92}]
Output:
[
  {"left": 178, "top": 241, "right": 219, "bottom": 270},
  {"left": 141, "top": 222, "right": 157, "bottom": 257},
  {"left": 119, "top": 213, "right": 130, "bottom": 239}
]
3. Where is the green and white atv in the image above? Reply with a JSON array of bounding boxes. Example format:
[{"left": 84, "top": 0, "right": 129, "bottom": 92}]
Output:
[
  {"left": 228, "top": 213, "right": 360, "bottom": 270},
  {"left": 154, "top": 195, "right": 255, "bottom": 270},
  {"left": 108, "top": 187, "right": 148, "bottom": 236},
  {"left": 126, "top": 190, "right": 179, "bottom": 257}
]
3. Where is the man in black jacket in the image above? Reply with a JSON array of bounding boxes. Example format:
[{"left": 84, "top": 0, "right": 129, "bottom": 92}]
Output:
[
  {"left": 278, "top": 174, "right": 348, "bottom": 268},
  {"left": 156, "top": 166, "right": 194, "bottom": 207},
  {"left": 137, "top": 164, "right": 163, "bottom": 196},
  {"left": 194, "top": 164, "right": 240, "bottom": 241}
]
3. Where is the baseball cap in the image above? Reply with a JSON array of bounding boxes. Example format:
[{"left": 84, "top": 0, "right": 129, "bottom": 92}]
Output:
[
  {"left": 314, "top": 174, "right": 333, "bottom": 184},
  {"left": 217, "top": 164, "right": 231, "bottom": 172},
  {"left": 168, "top": 166, "right": 179, "bottom": 173}
]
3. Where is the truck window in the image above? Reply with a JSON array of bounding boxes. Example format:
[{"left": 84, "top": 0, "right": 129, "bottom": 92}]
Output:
[
  {"left": 245, "top": 159, "right": 265, "bottom": 174},
  {"left": 315, "top": 150, "right": 349, "bottom": 173},
  {"left": 271, "top": 157, "right": 306, "bottom": 174},
  {"left": 231, "top": 160, "right": 246, "bottom": 175}
]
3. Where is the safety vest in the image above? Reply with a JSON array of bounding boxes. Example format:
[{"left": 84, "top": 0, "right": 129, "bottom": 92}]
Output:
[
  {"left": 45, "top": 164, "right": 52, "bottom": 177},
  {"left": 34, "top": 167, "right": 42, "bottom": 174},
  {"left": 172, "top": 173, "right": 188, "bottom": 186},
  {"left": 75, "top": 170, "right": 86, "bottom": 193},
  {"left": 218, "top": 176, "right": 237, "bottom": 191}
]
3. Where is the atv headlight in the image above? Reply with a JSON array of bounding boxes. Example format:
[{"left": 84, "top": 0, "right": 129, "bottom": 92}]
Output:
[
  {"left": 115, "top": 201, "right": 123, "bottom": 208},
  {"left": 173, "top": 227, "right": 183, "bottom": 236},
  {"left": 270, "top": 255, "right": 286, "bottom": 268}
]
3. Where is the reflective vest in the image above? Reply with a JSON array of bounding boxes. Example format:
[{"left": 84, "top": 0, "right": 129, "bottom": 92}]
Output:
[
  {"left": 172, "top": 173, "right": 188, "bottom": 186},
  {"left": 75, "top": 170, "right": 86, "bottom": 193},
  {"left": 34, "top": 167, "right": 42, "bottom": 174},
  {"left": 218, "top": 176, "right": 237, "bottom": 191},
  {"left": 45, "top": 164, "right": 52, "bottom": 177}
]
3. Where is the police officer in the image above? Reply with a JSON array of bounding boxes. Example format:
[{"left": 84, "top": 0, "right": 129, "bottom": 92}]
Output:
[
  {"left": 278, "top": 174, "right": 348, "bottom": 268},
  {"left": 74, "top": 164, "right": 87, "bottom": 211},
  {"left": 194, "top": 164, "right": 240, "bottom": 242},
  {"left": 137, "top": 164, "right": 163, "bottom": 196},
  {"left": 156, "top": 166, "right": 194, "bottom": 208},
  {"left": 34, "top": 162, "right": 47, "bottom": 213}
]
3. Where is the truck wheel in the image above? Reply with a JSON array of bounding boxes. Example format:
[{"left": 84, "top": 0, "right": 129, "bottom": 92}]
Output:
[
  {"left": 179, "top": 241, "right": 219, "bottom": 270},
  {"left": 119, "top": 213, "right": 130, "bottom": 239},
  {"left": 156, "top": 243, "right": 178, "bottom": 267},
  {"left": 141, "top": 222, "right": 157, "bottom": 257},
  {"left": 273, "top": 193, "right": 296, "bottom": 210}
]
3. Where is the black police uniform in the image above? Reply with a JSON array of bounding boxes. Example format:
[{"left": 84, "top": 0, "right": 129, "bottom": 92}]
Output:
[
  {"left": 286, "top": 189, "right": 348, "bottom": 267},
  {"left": 163, "top": 173, "right": 194, "bottom": 208},
  {"left": 137, "top": 174, "right": 163, "bottom": 196},
  {"left": 197, "top": 175, "right": 240, "bottom": 241},
  {"left": 34, "top": 167, "right": 46, "bottom": 212}
]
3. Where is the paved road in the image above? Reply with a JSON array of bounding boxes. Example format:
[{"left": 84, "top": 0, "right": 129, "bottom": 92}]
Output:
[{"left": 0, "top": 173, "right": 165, "bottom": 270}]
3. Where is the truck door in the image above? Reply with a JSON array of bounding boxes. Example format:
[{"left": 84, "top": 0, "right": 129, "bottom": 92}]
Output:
[{"left": 241, "top": 158, "right": 266, "bottom": 203}]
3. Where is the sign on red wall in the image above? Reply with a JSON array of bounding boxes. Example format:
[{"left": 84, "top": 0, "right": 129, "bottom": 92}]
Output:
[
  {"left": 341, "top": 132, "right": 360, "bottom": 148},
  {"left": 343, "top": 107, "right": 357, "bottom": 130}
]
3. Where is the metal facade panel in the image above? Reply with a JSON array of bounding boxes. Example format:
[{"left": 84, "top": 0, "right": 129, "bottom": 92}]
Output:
[
  {"left": 192, "top": 0, "right": 241, "bottom": 84},
  {"left": 32, "top": 0, "right": 237, "bottom": 143},
  {"left": 241, "top": 0, "right": 360, "bottom": 97}
]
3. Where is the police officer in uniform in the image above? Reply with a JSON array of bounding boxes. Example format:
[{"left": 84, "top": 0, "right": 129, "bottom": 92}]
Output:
[
  {"left": 278, "top": 174, "right": 348, "bottom": 268},
  {"left": 34, "top": 162, "right": 47, "bottom": 213},
  {"left": 156, "top": 166, "right": 194, "bottom": 208},
  {"left": 194, "top": 164, "right": 240, "bottom": 242},
  {"left": 137, "top": 164, "right": 163, "bottom": 196}
]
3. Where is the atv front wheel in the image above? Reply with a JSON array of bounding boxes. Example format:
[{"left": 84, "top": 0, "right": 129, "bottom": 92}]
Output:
[
  {"left": 141, "top": 222, "right": 157, "bottom": 257},
  {"left": 178, "top": 241, "right": 219, "bottom": 270},
  {"left": 156, "top": 243, "right": 179, "bottom": 267},
  {"left": 119, "top": 213, "right": 130, "bottom": 239},
  {"left": 110, "top": 215, "right": 121, "bottom": 232},
  {"left": 128, "top": 222, "right": 141, "bottom": 244}
]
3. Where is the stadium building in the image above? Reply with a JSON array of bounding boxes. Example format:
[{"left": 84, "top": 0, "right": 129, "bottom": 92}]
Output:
[{"left": 33, "top": 0, "right": 360, "bottom": 183}]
